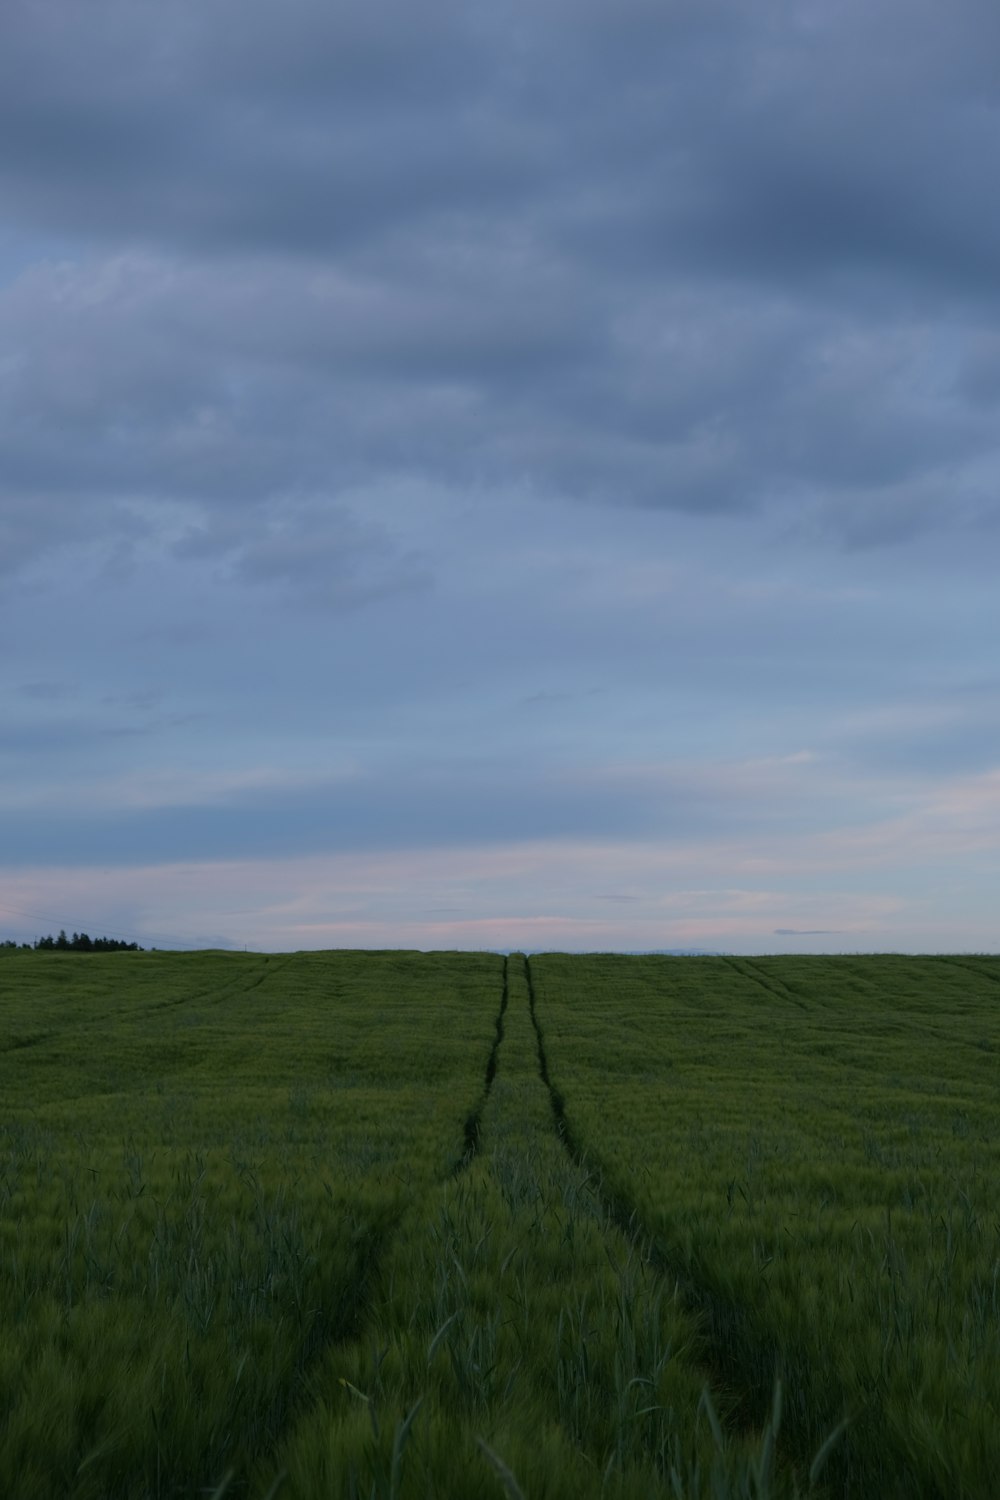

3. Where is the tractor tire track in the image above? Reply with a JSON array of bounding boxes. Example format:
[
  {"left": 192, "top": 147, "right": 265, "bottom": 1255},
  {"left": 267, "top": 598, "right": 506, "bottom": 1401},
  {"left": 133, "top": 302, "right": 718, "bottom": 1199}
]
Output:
[
  {"left": 522, "top": 955, "right": 770, "bottom": 1431},
  {"left": 0, "top": 1031, "right": 54, "bottom": 1054},
  {"left": 725, "top": 956, "right": 808, "bottom": 1011},
  {"left": 261, "top": 955, "right": 510, "bottom": 1487},
  {"left": 454, "top": 955, "right": 508, "bottom": 1172},
  {"left": 928, "top": 954, "right": 1000, "bottom": 989},
  {"left": 520, "top": 954, "right": 884, "bottom": 1498},
  {"left": 289, "top": 952, "right": 511, "bottom": 1394},
  {"left": 200, "top": 1204, "right": 405, "bottom": 1500},
  {"left": 148, "top": 954, "right": 292, "bottom": 1013},
  {"left": 231, "top": 956, "right": 511, "bottom": 1485},
  {"left": 0, "top": 960, "right": 288, "bottom": 1054}
]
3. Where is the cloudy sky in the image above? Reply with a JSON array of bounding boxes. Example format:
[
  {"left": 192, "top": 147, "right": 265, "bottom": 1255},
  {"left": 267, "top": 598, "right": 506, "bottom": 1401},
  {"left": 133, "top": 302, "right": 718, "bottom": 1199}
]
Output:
[{"left": 2, "top": 0, "right": 999, "bottom": 953}]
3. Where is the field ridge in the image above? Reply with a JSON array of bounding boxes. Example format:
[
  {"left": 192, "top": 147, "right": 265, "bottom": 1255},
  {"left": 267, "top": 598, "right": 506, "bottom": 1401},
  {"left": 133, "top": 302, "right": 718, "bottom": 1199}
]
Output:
[
  {"left": 524, "top": 956, "right": 791, "bottom": 1445},
  {"left": 456, "top": 955, "right": 509, "bottom": 1171}
]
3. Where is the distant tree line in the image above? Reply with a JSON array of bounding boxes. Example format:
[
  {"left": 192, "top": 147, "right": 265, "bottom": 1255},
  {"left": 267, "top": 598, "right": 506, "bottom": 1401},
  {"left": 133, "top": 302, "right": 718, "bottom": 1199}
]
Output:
[{"left": 1, "top": 930, "right": 143, "bottom": 953}]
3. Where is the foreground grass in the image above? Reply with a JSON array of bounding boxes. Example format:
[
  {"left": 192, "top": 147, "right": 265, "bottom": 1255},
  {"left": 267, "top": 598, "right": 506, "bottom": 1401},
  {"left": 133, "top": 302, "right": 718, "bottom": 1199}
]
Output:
[
  {"left": 532, "top": 953, "right": 1000, "bottom": 1499},
  {"left": 0, "top": 950, "right": 499, "bottom": 1498},
  {"left": 1, "top": 948, "right": 997, "bottom": 1495}
]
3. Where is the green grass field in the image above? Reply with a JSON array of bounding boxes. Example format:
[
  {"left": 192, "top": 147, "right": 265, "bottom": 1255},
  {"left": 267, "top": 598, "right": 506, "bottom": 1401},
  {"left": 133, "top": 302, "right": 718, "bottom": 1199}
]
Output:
[{"left": 1, "top": 949, "right": 998, "bottom": 1497}]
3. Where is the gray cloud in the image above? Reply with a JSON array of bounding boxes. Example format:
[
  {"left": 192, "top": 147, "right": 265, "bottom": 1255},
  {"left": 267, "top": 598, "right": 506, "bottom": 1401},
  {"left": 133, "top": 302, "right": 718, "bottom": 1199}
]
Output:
[
  {"left": 834, "top": 682, "right": 1000, "bottom": 779},
  {"left": 172, "top": 498, "right": 430, "bottom": 610},
  {"left": 0, "top": 764, "right": 662, "bottom": 866},
  {"left": 3, "top": 1, "right": 1000, "bottom": 954},
  {"left": 0, "top": 741, "right": 873, "bottom": 868},
  {"left": 1, "top": 0, "right": 999, "bottom": 584}
]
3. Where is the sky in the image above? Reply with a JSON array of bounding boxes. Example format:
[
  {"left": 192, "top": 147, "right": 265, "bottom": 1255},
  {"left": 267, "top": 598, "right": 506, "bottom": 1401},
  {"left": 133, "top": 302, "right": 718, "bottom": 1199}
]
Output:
[{"left": 2, "top": 0, "right": 1000, "bottom": 954}]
